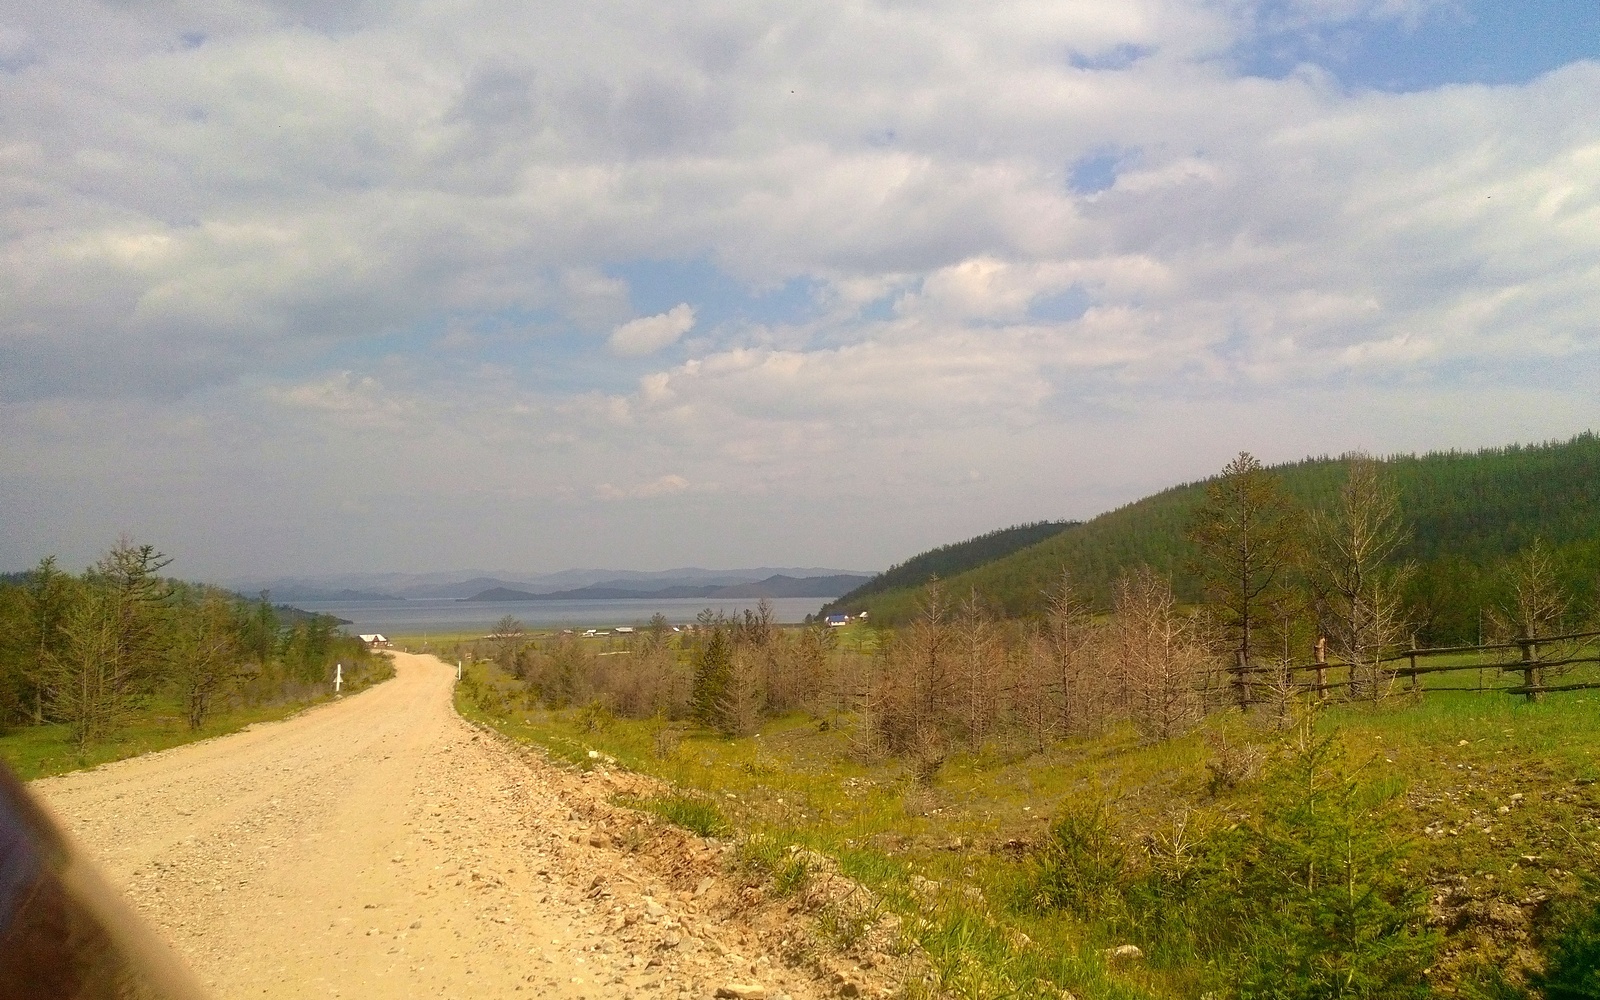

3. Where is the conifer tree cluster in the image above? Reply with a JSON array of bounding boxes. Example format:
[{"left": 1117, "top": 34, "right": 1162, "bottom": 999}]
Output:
[
  {"left": 844, "top": 433, "right": 1600, "bottom": 642},
  {"left": 0, "top": 538, "right": 377, "bottom": 748}
]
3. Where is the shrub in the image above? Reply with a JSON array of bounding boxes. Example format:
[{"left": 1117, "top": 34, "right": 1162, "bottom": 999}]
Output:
[
  {"left": 1217, "top": 725, "right": 1437, "bottom": 1000},
  {"left": 1532, "top": 883, "right": 1600, "bottom": 1000},
  {"left": 1013, "top": 727, "right": 1438, "bottom": 998},
  {"left": 575, "top": 698, "right": 615, "bottom": 734},
  {"left": 1026, "top": 802, "right": 1128, "bottom": 919}
]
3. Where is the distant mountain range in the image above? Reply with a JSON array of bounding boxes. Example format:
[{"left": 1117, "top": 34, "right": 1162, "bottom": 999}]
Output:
[
  {"left": 463, "top": 574, "right": 871, "bottom": 602},
  {"left": 223, "top": 567, "right": 875, "bottom": 603}
]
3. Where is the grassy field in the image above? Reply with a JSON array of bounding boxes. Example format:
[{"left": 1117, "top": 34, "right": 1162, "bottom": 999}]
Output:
[
  {"left": 0, "top": 659, "right": 395, "bottom": 781},
  {"left": 456, "top": 646, "right": 1600, "bottom": 999}
]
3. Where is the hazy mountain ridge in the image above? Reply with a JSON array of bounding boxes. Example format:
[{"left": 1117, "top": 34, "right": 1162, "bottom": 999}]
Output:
[
  {"left": 463, "top": 573, "right": 871, "bottom": 602},
  {"left": 258, "top": 587, "right": 405, "bottom": 602},
  {"left": 223, "top": 566, "right": 874, "bottom": 602}
]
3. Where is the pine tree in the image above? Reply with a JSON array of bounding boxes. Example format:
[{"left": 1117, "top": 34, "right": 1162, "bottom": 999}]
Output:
[
  {"left": 88, "top": 537, "right": 174, "bottom": 702},
  {"left": 23, "top": 556, "right": 75, "bottom": 724},
  {"left": 1227, "top": 723, "right": 1436, "bottom": 999},
  {"left": 1187, "top": 453, "right": 1301, "bottom": 691},
  {"left": 691, "top": 626, "right": 733, "bottom": 729},
  {"left": 44, "top": 591, "right": 122, "bottom": 749},
  {"left": 169, "top": 593, "right": 243, "bottom": 730}
]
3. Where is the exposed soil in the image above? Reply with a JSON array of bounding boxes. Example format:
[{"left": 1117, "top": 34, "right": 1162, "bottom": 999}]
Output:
[{"left": 32, "top": 653, "right": 891, "bottom": 1000}]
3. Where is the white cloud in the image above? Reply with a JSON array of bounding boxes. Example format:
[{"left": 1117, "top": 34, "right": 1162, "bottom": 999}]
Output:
[
  {"left": 595, "top": 474, "right": 692, "bottom": 500},
  {"left": 608, "top": 304, "right": 697, "bottom": 356},
  {"left": 3, "top": 0, "right": 1600, "bottom": 575},
  {"left": 261, "top": 372, "right": 422, "bottom": 432}
]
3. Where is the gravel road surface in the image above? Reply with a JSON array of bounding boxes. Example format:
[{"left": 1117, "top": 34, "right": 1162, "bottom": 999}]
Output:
[{"left": 31, "top": 652, "right": 851, "bottom": 1000}]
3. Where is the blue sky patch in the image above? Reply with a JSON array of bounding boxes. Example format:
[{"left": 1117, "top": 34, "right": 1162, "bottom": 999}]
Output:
[
  {"left": 1069, "top": 151, "right": 1125, "bottom": 196},
  {"left": 1029, "top": 286, "right": 1091, "bottom": 324},
  {"left": 608, "top": 258, "right": 823, "bottom": 330},
  {"left": 312, "top": 306, "right": 648, "bottom": 394},
  {"left": 1069, "top": 44, "right": 1154, "bottom": 72},
  {"left": 1236, "top": 1, "right": 1600, "bottom": 92},
  {"left": 859, "top": 295, "right": 898, "bottom": 323}
]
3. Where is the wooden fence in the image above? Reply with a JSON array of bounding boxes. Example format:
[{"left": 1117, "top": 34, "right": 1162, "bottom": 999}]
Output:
[{"left": 1228, "top": 629, "right": 1600, "bottom": 705}]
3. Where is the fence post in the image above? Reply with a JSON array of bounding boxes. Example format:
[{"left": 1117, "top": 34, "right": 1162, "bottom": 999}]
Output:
[
  {"left": 1520, "top": 637, "right": 1540, "bottom": 703},
  {"left": 1315, "top": 637, "right": 1328, "bottom": 701},
  {"left": 1408, "top": 636, "right": 1420, "bottom": 696}
]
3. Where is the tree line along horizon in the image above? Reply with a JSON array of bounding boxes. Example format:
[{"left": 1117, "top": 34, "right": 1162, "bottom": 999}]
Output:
[
  {"left": 460, "top": 436, "right": 1600, "bottom": 752},
  {"left": 825, "top": 431, "right": 1600, "bottom": 646},
  {"left": 0, "top": 538, "right": 381, "bottom": 749}
]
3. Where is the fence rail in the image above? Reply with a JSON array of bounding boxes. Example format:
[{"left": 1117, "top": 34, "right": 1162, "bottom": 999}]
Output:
[{"left": 1226, "top": 629, "right": 1600, "bottom": 704}]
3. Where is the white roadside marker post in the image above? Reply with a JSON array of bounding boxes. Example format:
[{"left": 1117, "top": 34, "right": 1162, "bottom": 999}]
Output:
[
  {"left": 457, "top": 660, "right": 462, "bottom": 681},
  {"left": 334, "top": 662, "right": 343, "bottom": 694}
]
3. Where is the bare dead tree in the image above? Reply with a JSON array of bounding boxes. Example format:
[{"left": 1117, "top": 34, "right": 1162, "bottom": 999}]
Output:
[
  {"left": 718, "top": 645, "right": 765, "bottom": 737},
  {"left": 763, "top": 617, "right": 829, "bottom": 716},
  {"left": 953, "top": 589, "right": 1001, "bottom": 747},
  {"left": 1108, "top": 578, "right": 1142, "bottom": 720},
  {"left": 493, "top": 615, "right": 526, "bottom": 677},
  {"left": 1490, "top": 539, "right": 1574, "bottom": 695},
  {"left": 786, "top": 624, "right": 835, "bottom": 715},
  {"left": 1305, "top": 456, "right": 1413, "bottom": 700},
  {"left": 1116, "top": 568, "right": 1206, "bottom": 741},
  {"left": 1492, "top": 538, "right": 1569, "bottom": 640},
  {"left": 1010, "top": 630, "right": 1060, "bottom": 752},
  {"left": 1042, "top": 572, "right": 1097, "bottom": 736},
  {"left": 869, "top": 581, "right": 957, "bottom": 756},
  {"left": 1261, "top": 616, "right": 1302, "bottom": 730}
]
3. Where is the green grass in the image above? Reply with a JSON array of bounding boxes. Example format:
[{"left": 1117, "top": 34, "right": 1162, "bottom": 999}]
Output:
[
  {"left": 4, "top": 696, "right": 327, "bottom": 781},
  {"left": 617, "top": 792, "right": 732, "bottom": 837},
  {"left": 1, "top": 659, "right": 396, "bottom": 781},
  {"left": 454, "top": 657, "right": 1600, "bottom": 998},
  {"left": 390, "top": 631, "right": 502, "bottom": 651}
]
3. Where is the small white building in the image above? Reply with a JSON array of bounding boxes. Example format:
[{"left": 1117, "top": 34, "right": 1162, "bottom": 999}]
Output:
[{"left": 358, "top": 633, "right": 390, "bottom": 649}]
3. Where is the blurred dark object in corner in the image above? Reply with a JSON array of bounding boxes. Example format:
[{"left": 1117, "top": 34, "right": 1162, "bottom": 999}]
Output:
[{"left": 0, "top": 763, "right": 207, "bottom": 1000}]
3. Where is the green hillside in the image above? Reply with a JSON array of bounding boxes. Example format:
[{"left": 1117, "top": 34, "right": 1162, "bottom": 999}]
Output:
[
  {"left": 818, "top": 520, "right": 1077, "bottom": 617},
  {"left": 839, "top": 433, "right": 1600, "bottom": 642}
]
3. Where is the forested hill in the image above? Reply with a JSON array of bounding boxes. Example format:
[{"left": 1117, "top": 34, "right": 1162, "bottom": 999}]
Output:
[
  {"left": 819, "top": 521, "right": 1077, "bottom": 617},
  {"left": 837, "top": 433, "right": 1600, "bottom": 643}
]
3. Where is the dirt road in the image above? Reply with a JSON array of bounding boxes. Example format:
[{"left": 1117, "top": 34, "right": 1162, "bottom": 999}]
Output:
[{"left": 31, "top": 653, "right": 849, "bottom": 1000}]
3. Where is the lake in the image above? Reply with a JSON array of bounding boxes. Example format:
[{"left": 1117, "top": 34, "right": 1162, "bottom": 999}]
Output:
[{"left": 293, "top": 596, "right": 834, "bottom": 635}]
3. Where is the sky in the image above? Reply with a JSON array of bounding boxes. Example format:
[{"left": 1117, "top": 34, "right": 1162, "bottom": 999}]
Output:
[{"left": 2, "top": 0, "right": 1598, "bottom": 580}]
